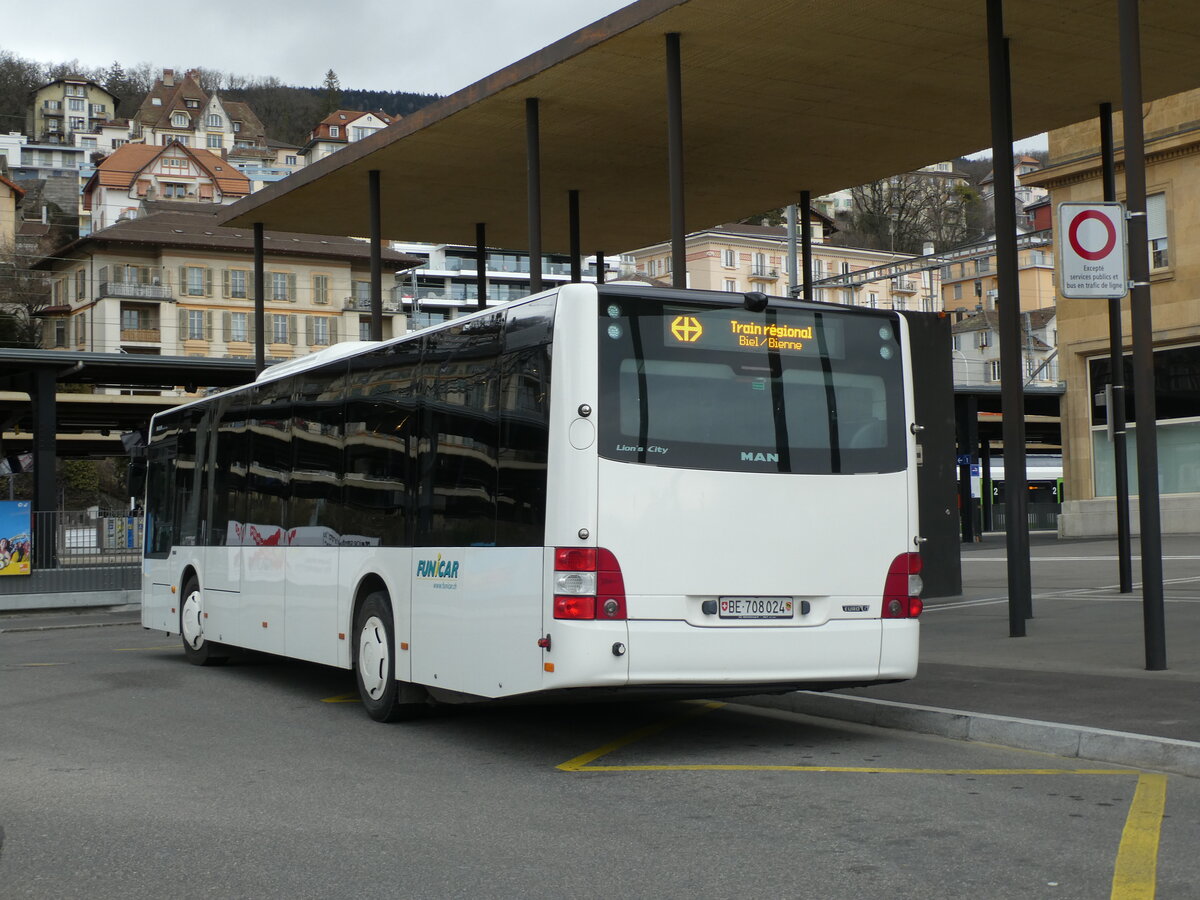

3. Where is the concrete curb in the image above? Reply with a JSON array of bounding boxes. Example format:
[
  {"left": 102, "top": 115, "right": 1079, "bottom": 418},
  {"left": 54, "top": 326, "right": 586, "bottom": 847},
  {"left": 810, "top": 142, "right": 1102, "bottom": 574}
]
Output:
[{"left": 739, "top": 691, "right": 1200, "bottom": 779}]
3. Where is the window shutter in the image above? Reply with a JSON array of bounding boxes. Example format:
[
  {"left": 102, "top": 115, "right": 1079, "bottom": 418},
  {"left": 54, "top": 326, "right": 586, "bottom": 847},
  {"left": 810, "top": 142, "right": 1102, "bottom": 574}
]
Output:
[
  {"left": 178, "top": 308, "right": 187, "bottom": 340},
  {"left": 329, "top": 317, "right": 339, "bottom": 344},
  {"left": 222, "top": 270, "right": 230, "bottom": 298},
  {"left": 248, "top": 271, "right": 257, "bottom": 299},
  {"left": 248, "top": 314, "right": 257, "bottom": 344},
  {"left": 288, "top": 273, "right": 297, "bottom": 302},
  {"left": 289, "top": 314, "right": 298, "bottom": 345},
  {"left": 1146, "top": 193, "right": 1167, "bottom": 241},
  {"left": 305, "top": 315, "right": 314, "bottom": 346},
  {"left": 223, "top": 311, "right": 231, "bottom": 341},
  {"left": 205, "top": 311, "right": 214, "bottom": 341},
  {"left": 178, "top": 266, "right": 186, "bottom": 293},
  {"left": 205, "top": 268, "right": 213, "bottom": 297}
]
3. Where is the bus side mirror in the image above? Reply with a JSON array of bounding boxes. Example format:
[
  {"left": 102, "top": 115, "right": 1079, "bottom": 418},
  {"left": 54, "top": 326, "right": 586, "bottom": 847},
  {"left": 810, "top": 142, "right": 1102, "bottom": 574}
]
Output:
[{"left": 128, "top": 457, "right": 147, "bottom": 505}]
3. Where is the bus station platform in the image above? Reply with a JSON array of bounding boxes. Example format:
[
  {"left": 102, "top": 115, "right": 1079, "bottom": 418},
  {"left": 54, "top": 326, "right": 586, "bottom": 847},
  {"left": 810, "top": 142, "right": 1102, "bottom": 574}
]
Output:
[{"left": 747, "top": 532, "right": 1200, "bottom": 777}]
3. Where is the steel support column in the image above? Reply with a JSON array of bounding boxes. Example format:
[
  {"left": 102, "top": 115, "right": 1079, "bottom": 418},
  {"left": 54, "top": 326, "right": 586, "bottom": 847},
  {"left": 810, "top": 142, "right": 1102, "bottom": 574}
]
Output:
[
  {"left": 569, "top": 190, "right": 582, "bottom": 282},
  {"left": 253, "top": 222, "right": 265, "bottom": 375},
  {"left": 1118, "top": 0, "right": 1166, "bottom": 670},
  {"left": 986, "top": 0, "right": 1031, "bottom": 636},
  {"left": 526, "top": 98, "right": 543, "bottom": 295},
  {"left": 595, "top": 251, "right": 606, "bottom": 284},
  {"left": 30, "top": 368, "right": 56, "bottom": 568},
  {"left": 786, "top": 204, "right": 798, "bottom": 295},
  {"left": 800, "top": 190, "right": 814, "bottom": 303},
  {"left": 1099, "top": 102, "right": 1134, "bottom": 594},
  {"left": 665, "top": 32, "right": 686, "bottom": 289},
  {"left": 369, "top": 169, "right": 383, "bottom": 341},
  {"left": 476, "top": 222, "right": 487, "bottom": 310}
]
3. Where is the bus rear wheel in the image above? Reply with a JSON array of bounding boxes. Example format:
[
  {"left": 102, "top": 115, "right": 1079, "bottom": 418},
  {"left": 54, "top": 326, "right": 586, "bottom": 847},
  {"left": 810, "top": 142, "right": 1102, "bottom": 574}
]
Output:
[
  {"left": 354, "top": 591, "right": 427, "bottom": 722},
  {"left": 180, "top": 577, "right": 229, "bottom": 666}
]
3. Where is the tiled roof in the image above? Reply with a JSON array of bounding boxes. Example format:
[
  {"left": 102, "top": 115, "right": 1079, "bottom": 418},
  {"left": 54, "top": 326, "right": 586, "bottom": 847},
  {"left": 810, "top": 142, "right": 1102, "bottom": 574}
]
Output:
[
  {"left": 317, "top": 109, "right": 393, "bottom": 128},
  {"left": 86, "top": 143, "right": 251, "bottom": 197},
  {"left": 134, "top": 70, "right": 208, "bottom": 130},
  {"left": 51, "top": 209, "right": 423, "bottom": 267},
  {"left": 951, "top": 306, "right": 1056, "bottom": 334},
  {"left": 220, "top": 99, "right": 267, "bottom": 141}
]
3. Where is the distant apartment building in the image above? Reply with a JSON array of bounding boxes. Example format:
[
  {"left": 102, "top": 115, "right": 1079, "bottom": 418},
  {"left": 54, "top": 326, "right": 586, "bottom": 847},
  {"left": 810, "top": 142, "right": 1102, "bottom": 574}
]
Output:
[
  {"left": 391, "top": 242, "right": 612, "bottom": 327},
  {"left": 1023, "top": 87, "right": 1200, "bottom": 535},
  {"left": 26, "top": 77, "right": 119, "bottom": 145},
  {"left": 625, "top": 221, "right": 942, "bottom": 312},
  {"left": 950, "top": 307, "right": 1058, "bottom": 387},
  {"left": 35, "top": 209, "right": 420, "bottom": 375},
  {"left": 939, "top": 231, "right": 1057, "bottom": 314},
  {"left": 131, "top": 69, "right": 269, "bottom": 155},
  {"left": 83, "top": 143, "right": 251, "bottom": 231},
  {"left": 300, "top": 110, "right": 394, "bottom": 164},
  {"left": 1, "top": 174, "right": 23, "bottom": 248}
]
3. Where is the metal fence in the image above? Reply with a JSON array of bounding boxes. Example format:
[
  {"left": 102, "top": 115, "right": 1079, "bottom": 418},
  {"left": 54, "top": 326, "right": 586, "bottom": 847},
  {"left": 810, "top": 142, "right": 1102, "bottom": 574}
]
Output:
[
  {"left": 0, "top": 509, "right": 143, "bottom": 596},
  {"left": 989, "top": 502, "right": 1061, "bottom": 533}
]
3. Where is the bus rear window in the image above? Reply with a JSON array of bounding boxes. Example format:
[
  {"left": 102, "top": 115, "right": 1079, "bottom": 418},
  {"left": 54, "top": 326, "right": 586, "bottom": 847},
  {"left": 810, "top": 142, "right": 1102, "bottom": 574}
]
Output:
[{"left": 596, "top": 296, "right": 906, "bottom": 474}]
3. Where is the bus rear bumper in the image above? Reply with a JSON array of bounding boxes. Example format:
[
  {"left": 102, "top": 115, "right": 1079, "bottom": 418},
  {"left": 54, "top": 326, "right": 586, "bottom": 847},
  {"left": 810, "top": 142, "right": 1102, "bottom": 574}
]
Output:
[{"left": 624, "top": 618, "right": 909, "bottom": 686}]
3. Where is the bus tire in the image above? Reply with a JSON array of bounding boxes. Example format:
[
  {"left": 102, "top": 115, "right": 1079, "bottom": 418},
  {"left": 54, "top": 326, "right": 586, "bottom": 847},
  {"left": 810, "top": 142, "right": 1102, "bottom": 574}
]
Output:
[
  {"left": 179, "top": 576, "right": 229, "bottom": 666},
  {"left": 354, "top": 592, "right": 426, "bottom": 722}
]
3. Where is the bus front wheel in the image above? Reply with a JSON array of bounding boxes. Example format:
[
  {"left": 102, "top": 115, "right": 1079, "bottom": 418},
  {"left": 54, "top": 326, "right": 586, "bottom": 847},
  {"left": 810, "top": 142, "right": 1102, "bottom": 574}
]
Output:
[
  {"left": 179, "top": 577, "right": 229, "bottom": 666},
  {"left": 354, "top": 592, "right": 426, "bottom": 722}
]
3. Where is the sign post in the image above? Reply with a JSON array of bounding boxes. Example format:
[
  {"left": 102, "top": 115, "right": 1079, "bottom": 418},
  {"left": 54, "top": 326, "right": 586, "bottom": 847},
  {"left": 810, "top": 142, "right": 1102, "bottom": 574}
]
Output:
[{"left": 1058, "top": 202, "right": 1129, "bottom": 299}]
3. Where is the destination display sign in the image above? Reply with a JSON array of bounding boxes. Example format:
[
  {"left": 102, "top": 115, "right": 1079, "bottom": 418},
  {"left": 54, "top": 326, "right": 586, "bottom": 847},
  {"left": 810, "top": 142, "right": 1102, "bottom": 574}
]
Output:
[{"left": 662, "top": 307, "right": 844, "bottom": 357}]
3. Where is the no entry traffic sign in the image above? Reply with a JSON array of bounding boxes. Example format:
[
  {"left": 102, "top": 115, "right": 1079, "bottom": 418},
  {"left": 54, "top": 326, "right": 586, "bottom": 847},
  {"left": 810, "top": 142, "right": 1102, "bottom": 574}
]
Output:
[{"left": 1058, "top": 202, "right": 1128, "bottom": 299}]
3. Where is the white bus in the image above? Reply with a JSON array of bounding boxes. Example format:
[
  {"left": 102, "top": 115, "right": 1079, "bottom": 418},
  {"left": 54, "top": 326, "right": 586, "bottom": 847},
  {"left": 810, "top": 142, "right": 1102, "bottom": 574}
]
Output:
[{"left": 141, "top": 283, "right": 923, "bottom": 721}]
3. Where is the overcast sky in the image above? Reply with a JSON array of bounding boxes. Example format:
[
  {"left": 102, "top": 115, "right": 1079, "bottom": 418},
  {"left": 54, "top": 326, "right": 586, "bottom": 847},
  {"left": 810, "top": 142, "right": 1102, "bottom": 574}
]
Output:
[
  {"left": 10, "top": 0, "right": 1044, "bottom": 155},
  {"left": 12, "top": 1, "right": 631, "bottom": 95}
]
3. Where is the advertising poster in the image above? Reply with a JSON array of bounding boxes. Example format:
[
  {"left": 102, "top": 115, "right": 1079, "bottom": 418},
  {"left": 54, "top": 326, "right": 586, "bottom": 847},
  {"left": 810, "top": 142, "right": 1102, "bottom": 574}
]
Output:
[{"left": 0, "top": 500, "right": 32, "bottom": 576}]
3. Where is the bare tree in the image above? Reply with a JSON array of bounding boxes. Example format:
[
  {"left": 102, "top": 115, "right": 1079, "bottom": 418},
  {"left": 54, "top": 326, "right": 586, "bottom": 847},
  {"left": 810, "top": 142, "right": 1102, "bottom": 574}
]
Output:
[{"left": 0, "top": 241, "right": 49, "bottom": 348}]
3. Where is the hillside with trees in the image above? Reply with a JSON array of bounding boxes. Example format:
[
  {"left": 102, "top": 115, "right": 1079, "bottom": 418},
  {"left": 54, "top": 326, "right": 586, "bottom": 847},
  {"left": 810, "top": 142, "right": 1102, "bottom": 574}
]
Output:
[{"left": 0, "top": 49, "right": 439, "bottom": 146}]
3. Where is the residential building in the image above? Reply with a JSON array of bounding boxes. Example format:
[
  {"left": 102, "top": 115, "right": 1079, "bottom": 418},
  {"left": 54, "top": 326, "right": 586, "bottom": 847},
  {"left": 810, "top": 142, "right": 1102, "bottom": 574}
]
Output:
[
  {"left": 981, "top": 155, "right": 1050, "bottom": 229},
  {"left": 1023, "top": 88, "right": 1200, "bottom": 535},
  {"left": 939, "top": 231, "right": 1057, "bottom": 314},
  {"left": 391, "top": 242, "right": 613, "bottom": 327},
  {"left": 26, "top": 77, "right": 119, "bottom": 145},
  {"left": 300, "top": 110, "right": 394, "bottom": 164},
  {"left": 624, "top": 221, "right": 943, "bottom": 312},
  {"left": 131, "top": 69, "right": 270, "bottom": 156},
  {"left": 950, "top": 307, "right": 1058, "bottom": 387},
  {"left": 35, "top": 209, "right": 421, "bottom": 381},
  {"left": 0, "top": 132, "right": 25, "bottom": 172},
  {"left": 83, "top": 143, "right": 251, "bottom": 231},
  {"left": 1, "top": 174, "right": 23, "bottom": 248}
]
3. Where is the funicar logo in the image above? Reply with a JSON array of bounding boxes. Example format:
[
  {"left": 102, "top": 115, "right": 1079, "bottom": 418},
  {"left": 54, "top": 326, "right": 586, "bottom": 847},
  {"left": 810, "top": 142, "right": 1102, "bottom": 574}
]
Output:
[{"left": 417, "top": 553, "right": 460, "bottom": 580}]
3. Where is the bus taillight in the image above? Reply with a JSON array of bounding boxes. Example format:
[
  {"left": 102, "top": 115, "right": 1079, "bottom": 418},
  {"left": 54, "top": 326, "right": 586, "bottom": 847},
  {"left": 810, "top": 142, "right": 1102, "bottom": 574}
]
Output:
[
  {"left": 882, "top": 552, "right": 923, "bottom": 618},
  {"left": 554, "top": 547, "right": 627, "bottom": 621}
]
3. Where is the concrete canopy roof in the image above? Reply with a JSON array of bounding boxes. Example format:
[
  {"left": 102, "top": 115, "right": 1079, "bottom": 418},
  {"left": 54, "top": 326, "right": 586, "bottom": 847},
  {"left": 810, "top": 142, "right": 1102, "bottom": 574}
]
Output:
[{"left": 220, "top": 0, "right": 1200, "bottom": 254}]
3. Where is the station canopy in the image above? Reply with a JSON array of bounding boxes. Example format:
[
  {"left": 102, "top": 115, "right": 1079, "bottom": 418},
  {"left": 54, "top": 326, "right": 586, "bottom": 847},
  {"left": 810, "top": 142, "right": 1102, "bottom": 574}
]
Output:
[{"left": 221, "top": 0, "right": 1200, "bottom": 254}]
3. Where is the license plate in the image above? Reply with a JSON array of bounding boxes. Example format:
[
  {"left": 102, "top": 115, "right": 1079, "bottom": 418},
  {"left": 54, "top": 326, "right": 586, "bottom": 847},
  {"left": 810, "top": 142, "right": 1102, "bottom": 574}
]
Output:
[{"left": 718, "top": 596, "right": 794, "bottom": 619}]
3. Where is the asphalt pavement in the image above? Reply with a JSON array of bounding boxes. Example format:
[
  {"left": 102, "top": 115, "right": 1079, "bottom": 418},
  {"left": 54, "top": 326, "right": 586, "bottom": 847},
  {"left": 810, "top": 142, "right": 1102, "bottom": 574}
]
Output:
[{"left": 4, "top": 532, "right": 1199, "bottom": 775}]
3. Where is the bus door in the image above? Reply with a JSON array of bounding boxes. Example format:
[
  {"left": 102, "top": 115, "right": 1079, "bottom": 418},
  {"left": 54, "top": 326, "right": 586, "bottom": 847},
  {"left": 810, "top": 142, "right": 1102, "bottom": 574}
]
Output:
[{"left": 142, "top": 436, "right": 177, "bottom": 632}]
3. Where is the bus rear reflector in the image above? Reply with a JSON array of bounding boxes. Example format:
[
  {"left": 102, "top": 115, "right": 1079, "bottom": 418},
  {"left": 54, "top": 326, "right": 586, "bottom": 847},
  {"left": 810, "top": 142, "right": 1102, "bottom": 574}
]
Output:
[
  {"left": 554, "top": 547, "right": 627, "bottom": 621},
  {"left": 882, "top": 552, "right": 923, "bottom": 618}
]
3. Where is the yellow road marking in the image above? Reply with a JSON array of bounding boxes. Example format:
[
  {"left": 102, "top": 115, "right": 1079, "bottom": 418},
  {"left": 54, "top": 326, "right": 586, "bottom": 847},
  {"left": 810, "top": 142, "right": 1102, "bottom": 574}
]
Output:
[
  {"left": 1111, "top": 773, "right": 1168, "bottom": 900},
  {"left": 557, "top": 701, "right": 724, "bottom": 771},
  {"left": 575, "top": 765, "right": 1133, "bottom": 775},
  {"left": 321, "top": 693, "right": 361, "bottom": 703}
]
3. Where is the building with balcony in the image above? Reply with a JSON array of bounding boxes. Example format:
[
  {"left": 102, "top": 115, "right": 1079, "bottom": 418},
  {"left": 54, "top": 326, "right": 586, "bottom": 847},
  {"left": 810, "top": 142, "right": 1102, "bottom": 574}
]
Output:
[
  {"left": 939, "top": 230, "right": 1056, "bottom": 315},
  {"left": 1022, "top": 87, "right": 1200, "bottom": 536},
  {"left": 624, "top": 221, "right": 942, "bottom": 312},
  {"left": 390, "top": 242, "right": 613, "bottom": 327},
  {"left": 83, "top": 143, "right": 251, "bottom": 231},
  {"left": 300, "top": 110, "right": 394, "bottom": 164},
  {"left": 130, "top": 69, "right": 270, "bottom": 158},
  {"left": 26, "top": 77, "right": 119, "bottom": 146},
  {"left": 34, "top": 209, "right": 421, "bottom": 380}
]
